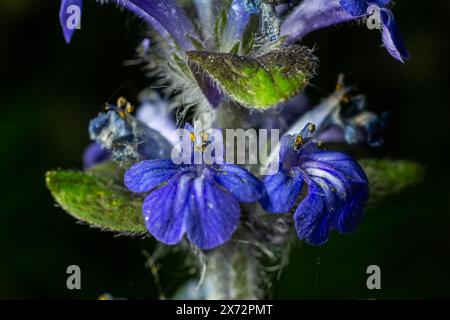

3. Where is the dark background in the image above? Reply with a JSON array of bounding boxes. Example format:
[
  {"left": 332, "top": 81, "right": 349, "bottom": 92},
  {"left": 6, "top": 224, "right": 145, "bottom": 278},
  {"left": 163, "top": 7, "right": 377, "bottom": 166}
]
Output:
[{"left": 1, "top": 0, "right": 449, "bottom": 299}]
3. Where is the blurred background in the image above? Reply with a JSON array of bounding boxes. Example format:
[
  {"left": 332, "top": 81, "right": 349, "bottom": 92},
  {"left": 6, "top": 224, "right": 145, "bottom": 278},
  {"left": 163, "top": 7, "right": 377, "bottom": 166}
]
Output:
[{"left": 1, "top": 0, "right": 449, "bottom": 299}]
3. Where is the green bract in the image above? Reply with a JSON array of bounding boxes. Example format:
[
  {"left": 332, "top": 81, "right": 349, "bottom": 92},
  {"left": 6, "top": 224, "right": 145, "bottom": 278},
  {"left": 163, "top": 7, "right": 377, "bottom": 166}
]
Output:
[
  {"left": 46, "top": 169, "right": 146, "bottom": 234},
  {"left": 361, "top": 159, "right": 424, "bottom": 206},
  {"left": 187, "top": 45, "right": 317, "bottom": 109}
]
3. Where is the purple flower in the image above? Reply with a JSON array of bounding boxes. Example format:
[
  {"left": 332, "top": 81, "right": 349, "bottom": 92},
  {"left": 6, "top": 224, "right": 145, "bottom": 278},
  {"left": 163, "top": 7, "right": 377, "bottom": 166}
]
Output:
[
  {"left": 260, "top": 123, "right": 369, "bottom": 245},
  {"left": 124, "top": 124, "right": 264, "bottom": 249},
  {"left": 281, "top": 0, "right": 409, "bottom": 62}
]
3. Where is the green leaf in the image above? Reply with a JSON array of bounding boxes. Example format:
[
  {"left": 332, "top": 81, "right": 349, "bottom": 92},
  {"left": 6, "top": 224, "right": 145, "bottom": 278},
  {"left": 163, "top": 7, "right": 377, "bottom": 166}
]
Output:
[
  {"left": 46, "top": 170, "right": 146, "bottom": 234},
  {"left": 187, "top": 45, "right": 317, "bottom": 109},
  {"left": 361, "top": 159, "right": 424, "bottom": 206}
]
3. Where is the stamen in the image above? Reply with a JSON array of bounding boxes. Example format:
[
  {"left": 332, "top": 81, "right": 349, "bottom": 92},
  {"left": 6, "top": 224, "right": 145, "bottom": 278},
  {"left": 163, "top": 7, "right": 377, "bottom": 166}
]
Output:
[
  {"left": 125, "top": 103, "right": 134, "bottom": 114},
  {"left": 118, "top": 110, "right": 126, "bottom": 119},
  {"left": 117, "top": 97, "right": 127, "bottom": 108},
  {"left": 294, "top": 135, "right": 303, "bottom": 149},
  {"left": 308, "top": 123, "right": 316, "bottom": 133},
  {"left": 336, "top": 83, "right": 344, "bottom": 91}
]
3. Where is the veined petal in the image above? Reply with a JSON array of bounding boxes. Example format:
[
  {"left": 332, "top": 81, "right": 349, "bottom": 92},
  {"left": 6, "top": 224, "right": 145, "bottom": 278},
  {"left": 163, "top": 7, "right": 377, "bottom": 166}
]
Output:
[
  {"left": 59, "top": 0, "right": 83, "bottom": 44},
  {"left": 142, "top": 174, "right": 193, "bottom": 245},
  {"left": 124, "top": 159, "right": 192, "bottom": 193},
  {"left": 301, "top": 150, "right": 369, "bottom": 184},
  {"left": 212, "top": 164, "right": 264, "bottom": 203},
  {"left": 336, "top": 181, "right": 369, "bottom": 233},
  {"left": 260, "top": 168, "right": 304, "bottom": 213},
  {"left": 187, "top": 172, "right": 240, "bottom": 249},
  {"left": 293, "top": 178, "right": 336, "bottom": 245},
  {"left": 293, "top": 150, "right": 369, "bottom": 245},
  {"left": 281, "top": 0, "right": 353, "bottom": 44},
  {"left": 381, "top": 10, "right": 409, "bottom": 62}
]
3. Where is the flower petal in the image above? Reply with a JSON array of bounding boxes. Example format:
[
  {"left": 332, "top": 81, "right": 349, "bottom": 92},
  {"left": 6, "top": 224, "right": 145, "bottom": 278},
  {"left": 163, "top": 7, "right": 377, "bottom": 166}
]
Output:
[
  {"left": 142, "top": 174, "right": 193, "bottom": 245},
  {"left": 212, "top": 164, "right": 264, "bottom": 202},
  {"left": 114, "top": 0, "right": 198, "bottom": 50},
  {"left": 281, "top": 0, "right": 353, "bottom": 44},
  {"left": 336, "top": 181, "right": 369, "bottom": 233},
  {"left": 125, "top": 159, "right": 191, "bottom": 193},
  {"left": 187, "top": 171, "right": 240, "bottom": 249},
  {"left": 89, "top": 109, "right": 173, "bottom": 163},
  {"left": 293, "top": 150, "right": 369, "bottom": 245},
  {"left": 136, "top": 97, "right": 177, "bottom": 145},
  {"left": 61, "top": 0, "right": 198, "bottom": 49},
  {"left": 59, "top": 0, "right": 83, "bottom": 44},
  {"left": 293, "top": 178, "right": 335, "bottom": 245},
  {"left": 260, "top": 168, "right": 304, "bottom": 213},
  {"left": 381, "top": 10, "right": 409, "bottom": 62},
  {"left": 302, "top": 150, "right": 369, "bottom": 185},
  {"left": 223, "top": 0, "right": 253, "bottom": 49},
  {"left": 339, "top": 0, "right": 368, "bottom": 17},
  {"left": 83, "top": 142, "right": 110, "bottom": 170}
]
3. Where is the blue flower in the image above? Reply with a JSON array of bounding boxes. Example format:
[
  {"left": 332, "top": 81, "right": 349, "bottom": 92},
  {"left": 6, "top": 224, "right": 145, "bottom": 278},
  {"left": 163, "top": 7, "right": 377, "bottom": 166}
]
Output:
[
  {"left": 260, "top": 123, "right": 369, "bottom": 245},
  {"left": 281, "top": 0, "right": 409, "bottom": 62},
  {"left": 88, "top": 98, "right": 173, "bottom": 164},
  {"left": 124, "top": 124, "right": 264, "bottom": 249}
]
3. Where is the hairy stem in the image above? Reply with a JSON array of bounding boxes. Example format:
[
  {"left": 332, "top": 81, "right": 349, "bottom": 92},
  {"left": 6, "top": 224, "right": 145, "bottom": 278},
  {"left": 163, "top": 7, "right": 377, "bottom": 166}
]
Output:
[{"left": 203, "top": 243, "right": 262, "bottom": 300}]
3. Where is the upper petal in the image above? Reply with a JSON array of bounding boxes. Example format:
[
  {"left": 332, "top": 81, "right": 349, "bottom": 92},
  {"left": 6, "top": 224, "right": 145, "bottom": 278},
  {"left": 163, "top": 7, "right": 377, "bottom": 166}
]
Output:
[
  {"left": 339, "top": 0, "right": 368, "bottom": 16},
  {"left": 302, "top": 150, "right": 369, "bottom": 184},
  {"left": 187, "top": 172, "right": 240, "bottom": 250},
  {"left": 212, "top": 164, "right": 264, "bottom": 203},
  {"left": 115, "top": 0, "right": 198, "bottom": 50},
  {"left": 125, "top": 159, "right": 191, "bottom": 193},
  {"left": 381, "top": 10, "right": 409, "bottom": 62},
  {"left": 136, "top": 97, "right": 177, "bottom": 145},
  {"left": 281, "top": 0, "right": 353, "bottom": 43},
  {"left": 142, "top": 174, "right": 193, "bottom": 245},
  {"left": 59, "top": 0, "right": 83, "bottom": 44}
]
